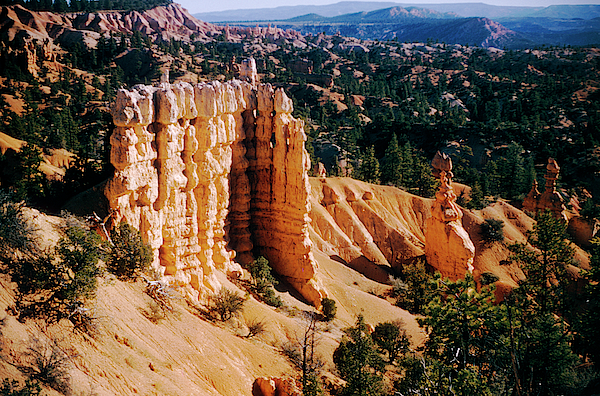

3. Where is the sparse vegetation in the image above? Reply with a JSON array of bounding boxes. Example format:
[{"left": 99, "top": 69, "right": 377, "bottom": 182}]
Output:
[
  {"left": 481, "top": 218, "right": 505, "bottom": 243},
  {"left": 320, "top": 297, "right": 337, "bottom": 322},
  {"left": 245, "top": 317, "right": 267, "bottom": 338},
  {"left": 23, "top": 338, "right": 73, "bottom": 395},
  {"left": 106, "top": 222, "right": 152, "bottom": 281},
  {"left": 0, "top": 379, "right": 41, "bottom": 396},
  {"left": 210, "top": 288, "right": 245, "bottom": 322},
  {"left": 144, "top": 278, "right": 174, "bottom": 312}
]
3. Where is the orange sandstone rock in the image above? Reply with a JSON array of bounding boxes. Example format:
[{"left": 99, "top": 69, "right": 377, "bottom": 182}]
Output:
[
  {"left": 105, "top": 72, "right": 325, "bottom": 306},
  {"left": 425, "top": 151, "right": 475, "bottom": 279}
]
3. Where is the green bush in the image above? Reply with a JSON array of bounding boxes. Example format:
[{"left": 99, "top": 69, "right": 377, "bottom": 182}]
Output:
[
  {"left": 9, "top": 222, "right": 102, "bottom": 323},
  {"left": 107, "top": 222, "right": 152, "bottom": 280},
  {"left": 479, "top": 271, "right": 500, "bottom": 286},
  {"left": 394, "top": 259, "right": 436, "bottom": 314},
  {"left": 481, "top": 218, "right": 505, "bottom": 243},
  {"left": 0, "top": 191, "right": 36, "bottom": 262},
  {"left": 0, "top": 379, "right": 41, "bottom": 396},
  {"left": 211, "top": 288, "right": 245, "bottom": 321},
  {"left": 247, "top": 256, "right": 283, "bottom": 307},
  {"left": 321, "top": 297, "right": 337, "bottom": 321},
  {"left": 372, "top": 321, "right": 409, "bottom": 363}
]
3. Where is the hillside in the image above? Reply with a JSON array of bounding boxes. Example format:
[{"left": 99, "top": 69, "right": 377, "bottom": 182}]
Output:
[{"left": 3, "top": 173, "right": 581, "bottom": 395}]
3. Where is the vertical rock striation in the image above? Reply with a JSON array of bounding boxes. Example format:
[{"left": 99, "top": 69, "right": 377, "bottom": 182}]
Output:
[
  {"left": 424, "top": 151, "right": 475, "bottom": 279},
  {"left": 105, "top": 71, "right": 324, "bottom": 305}
]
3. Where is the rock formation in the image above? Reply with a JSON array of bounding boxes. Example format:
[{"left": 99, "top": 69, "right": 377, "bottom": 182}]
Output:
[
  {"left": 105, "top": 68, "right": 324, "bottom": 306},
  {"left": 522, "top": 158, "right": 567, "bottom": 221},
  {"left": 424, "top": 151, "right": 475, "bottom": 279},
  {"left": 252, "top": 377, "right": 300, "bottom": 396}
]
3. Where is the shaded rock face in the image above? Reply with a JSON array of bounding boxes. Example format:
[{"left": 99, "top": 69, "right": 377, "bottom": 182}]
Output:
[
  {"left": 105, "top": 77, "right": 324, "bottom": 306},
  {"left": 522, "top": 158, "right": 567, "bottom": 222},
  {"left": 425, "top": 151, "right": 475, "bottom": 279}
]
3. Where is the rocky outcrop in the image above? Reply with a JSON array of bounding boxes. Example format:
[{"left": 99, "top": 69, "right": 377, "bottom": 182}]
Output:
[
  {"left": 424, "top": 151, "right": 475, "bottom": 279},
  {"left": 252, "top": 377, "right": 300, "bottom": 396},
  {"left": 105, "top": 73, "right": 324, "bottom": 305},
  {"left": 523, "top": 158, "right": 567, "bottom": 221}
]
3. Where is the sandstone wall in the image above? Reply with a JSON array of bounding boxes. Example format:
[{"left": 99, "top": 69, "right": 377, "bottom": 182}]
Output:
[{"left": 105, "top": 79, "right": 324, "bottom": 305}]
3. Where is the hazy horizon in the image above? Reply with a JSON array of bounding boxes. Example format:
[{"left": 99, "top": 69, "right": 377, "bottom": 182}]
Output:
[{"left": 182, "top": 0, "right": 600, "bottom": 14}]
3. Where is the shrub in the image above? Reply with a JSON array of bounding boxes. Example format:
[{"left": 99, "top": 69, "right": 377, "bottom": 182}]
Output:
[
  {"left": 372, "top": 321, "right": 409, "bottom": 363},
  {"left": 9, "top": 222, "right": 103, "bottom": 323},
  {"left": 0, "top": 379, "right": 41, "bottom": 396},
  {"left": 106, "top": 222, "right": 152, "bottom": 280},
  {"left": 479, "top": 271, "right": 500, "bottom": 286},
  {"left": 481, "top": 218, "right": 505, "bottom": 243},
  {"left": 247, "top": 256, "right": 283, "bottom": 307},
  {"left": 0, "top": 191, "right": 36, "bottom": 262},
  {"left": 321, "top": 297, "right": 337, "bottom": 321},
  {"left": 24, "top": 338, "right": 72, "bottom": 395},
  {"left": 211, "top": 288, "right": 245, "bottom": 321},
  {"left": 388, "top": 275, "right": 408, "bottom": 298},
  {"left": 142, "top": 300, "right": 167, "bottom": 324},
  {"left": 246, "top": 317, "right": 267, "bottom": 338}
]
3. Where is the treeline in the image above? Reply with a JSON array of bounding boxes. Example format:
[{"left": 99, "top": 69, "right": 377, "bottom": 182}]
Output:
[{"left": 0, "top": 0, "right": 172, "bottom": 12}]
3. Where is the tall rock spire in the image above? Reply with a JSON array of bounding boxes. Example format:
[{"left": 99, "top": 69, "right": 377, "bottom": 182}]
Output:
[{"left": 424, "top": 151, "right": 475, "bottom": 279}]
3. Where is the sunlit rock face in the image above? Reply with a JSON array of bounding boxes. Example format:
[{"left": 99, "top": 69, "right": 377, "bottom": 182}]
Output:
[
  {"left": 105, "top": 73, "right": 325, "bottom": 306},
  {"left": 424, "top": 151, "right": 475, "bottom": 279}
]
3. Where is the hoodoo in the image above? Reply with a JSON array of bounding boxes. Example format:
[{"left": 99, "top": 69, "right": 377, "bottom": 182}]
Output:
[
  {"left": 105, "top": 62, "right": 325, "bottom": 306},
  {"left": 522, "top": 158, "right": 567, "bottom": 222},
  {"left": 424, "top": 151, "right": 475, "bottom": 279}
]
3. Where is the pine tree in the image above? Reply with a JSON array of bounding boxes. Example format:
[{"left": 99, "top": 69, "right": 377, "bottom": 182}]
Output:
[
  {"left": 380, "top": 134, "right": 402, "bottom": 186},
  {"left": 357, "top": 146, "right": 380, "bottom": 184},
  {"left": 333, "top": 315, "right": 385, "bottom": 396},
  {"left": 507, "top": 210, "right": 581, "bottom": 395}
]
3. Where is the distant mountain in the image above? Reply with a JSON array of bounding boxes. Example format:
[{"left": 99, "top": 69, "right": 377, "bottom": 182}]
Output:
[
  {"left": 527, "top": 5, "right": 600, "bottom": 19},
  {"left": 277, "top": 15, "right": 531, "bottom": 49},
  {"left": 193, "top": 1, "right": 600, "bottom": 23},
  {"left": 499, "top": 17, "right": 600, "bottom": 46},
  {"left": 323, "top": 6, "right": 459, "bottom": 22},
  {"left": 194, "top": 1, "right": 401, "bottom": 22}
]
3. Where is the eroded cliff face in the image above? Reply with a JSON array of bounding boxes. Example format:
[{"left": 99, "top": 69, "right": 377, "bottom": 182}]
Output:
[{"left": 105, "top": 76, "right": 324, "bottom": 306}]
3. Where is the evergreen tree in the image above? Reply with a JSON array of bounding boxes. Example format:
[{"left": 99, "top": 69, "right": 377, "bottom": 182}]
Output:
[
  {"left": 577, "top": 237, "right": 600, "bottom": 366},
  {"left": 507, "top": 210, "right": 581, "bottom": 395},
  {"left": 333, "top": 315, "right": 385, "bottom": 396},
  {"left": 357, "top": 146, "right": 380, "bottom": 184},
  {"left": 380, "top": 134, "right": 402, "bottom": 186}
]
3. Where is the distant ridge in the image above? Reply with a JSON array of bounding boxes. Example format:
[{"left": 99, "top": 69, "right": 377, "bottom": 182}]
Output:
[{"left": 194, "top": 2, "right": 600, "bottom": 22}]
